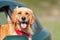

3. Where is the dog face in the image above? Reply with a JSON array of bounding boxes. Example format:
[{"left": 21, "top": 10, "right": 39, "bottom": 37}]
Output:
[{"left": 11, "top": 7, "right": 34, "bottom": 33}]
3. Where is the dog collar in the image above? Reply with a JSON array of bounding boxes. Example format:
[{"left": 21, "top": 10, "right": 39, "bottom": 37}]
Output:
[{"left": 15, "top": 28, "right": 30, "bottom": 38}]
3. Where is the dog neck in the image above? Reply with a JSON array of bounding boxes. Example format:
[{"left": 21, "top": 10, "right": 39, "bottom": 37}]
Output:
[
  {"left": 9, "top": 22, "right": 31, "bottom": 38},
  {"left": 14, "top": 27, "right": 30, "bottom": 38}
]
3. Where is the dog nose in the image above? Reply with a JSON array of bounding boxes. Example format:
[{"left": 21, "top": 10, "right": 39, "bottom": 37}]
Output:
[{"left": 21, "top": 16, "right": 26, "bottom": 21}]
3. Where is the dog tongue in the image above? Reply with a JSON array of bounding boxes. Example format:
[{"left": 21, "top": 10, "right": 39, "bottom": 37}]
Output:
[{"left": 21, "top": 23, "right": 27, "bottom": 28}]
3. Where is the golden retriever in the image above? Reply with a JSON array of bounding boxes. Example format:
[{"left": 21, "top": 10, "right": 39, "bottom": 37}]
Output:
[{"left": 0, "top": 7, "right": 34, "bottom": 40}]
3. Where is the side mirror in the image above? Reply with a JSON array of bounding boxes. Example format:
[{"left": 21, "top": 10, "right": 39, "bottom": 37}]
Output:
[{"left": 3, "top": 35, "right": 28, "bottom": 40}]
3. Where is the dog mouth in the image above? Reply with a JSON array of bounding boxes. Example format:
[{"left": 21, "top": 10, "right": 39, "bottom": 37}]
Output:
[{"left": 19, "top": 21, "right": 28, "bottom": 28}]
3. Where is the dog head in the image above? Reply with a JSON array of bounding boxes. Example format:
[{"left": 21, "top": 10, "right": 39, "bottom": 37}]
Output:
[{"left": 11, "top": 7, "right": 34, "bottom": 34}]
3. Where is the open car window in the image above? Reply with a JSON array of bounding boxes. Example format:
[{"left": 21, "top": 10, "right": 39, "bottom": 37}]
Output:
[{"left": 0, "top": 12, "right": 7, "bottom": 25}]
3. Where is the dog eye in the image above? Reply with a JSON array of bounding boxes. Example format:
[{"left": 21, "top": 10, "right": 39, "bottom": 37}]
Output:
[
  {"left": 26, "top": 12, "right": 29, "bottom": 15},
  {"left": 18, "top": 12, "right": 21, "bottom": 14}
]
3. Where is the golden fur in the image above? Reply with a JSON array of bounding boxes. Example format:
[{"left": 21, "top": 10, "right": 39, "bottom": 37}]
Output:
[{"left": 0, "top": 7, "right": 34, "bottom": 40}]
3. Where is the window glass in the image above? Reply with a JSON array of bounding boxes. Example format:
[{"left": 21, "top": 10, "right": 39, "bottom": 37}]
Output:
[{"left": 0, "top": 12, "right": 7, "bottom": 25}]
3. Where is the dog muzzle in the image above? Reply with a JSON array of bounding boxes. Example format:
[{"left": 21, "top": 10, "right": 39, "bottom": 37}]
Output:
[
  {"left": 21, "top": 23, "right": 27, "bottom": 28},
  {"left": 19, "top": 21, "right": 28, "bottom": 29}
]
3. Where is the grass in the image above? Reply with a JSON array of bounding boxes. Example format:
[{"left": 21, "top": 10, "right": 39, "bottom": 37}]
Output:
[{"left": 40, "top": 19, "right": 60, "bottom": 40}]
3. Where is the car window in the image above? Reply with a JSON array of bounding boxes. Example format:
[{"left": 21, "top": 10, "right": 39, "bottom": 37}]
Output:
[{"left": 0, "top": 12, "right": 7, "bottom": 25}]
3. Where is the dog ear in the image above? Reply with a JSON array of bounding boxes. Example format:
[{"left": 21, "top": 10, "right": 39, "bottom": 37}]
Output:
[
  {"left": 11, "top": 9, "right": 17, "bottom": 23},
  {"left": 29, "top": 14, "right": 35, "bottom": 25},
  {"left": 11, "top": 6, "right": 20, "bottom": 23}
]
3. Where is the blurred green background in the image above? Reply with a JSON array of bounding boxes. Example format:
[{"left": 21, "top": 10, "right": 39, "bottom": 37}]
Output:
[{"left": 0, "top": 0, "right": 60, "bottom": 40}]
